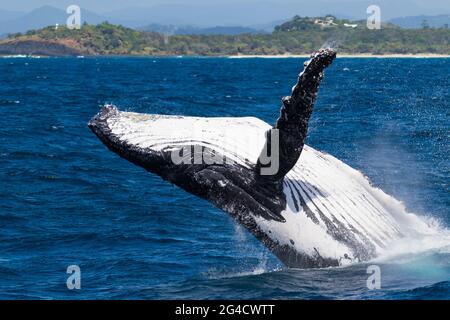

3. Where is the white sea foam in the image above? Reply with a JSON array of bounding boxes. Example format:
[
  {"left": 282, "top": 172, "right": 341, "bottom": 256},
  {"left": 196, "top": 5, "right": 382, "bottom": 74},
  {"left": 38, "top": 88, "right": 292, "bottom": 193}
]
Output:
[{"left": 0, "top": 55, "right": 42, "bottom": 58}]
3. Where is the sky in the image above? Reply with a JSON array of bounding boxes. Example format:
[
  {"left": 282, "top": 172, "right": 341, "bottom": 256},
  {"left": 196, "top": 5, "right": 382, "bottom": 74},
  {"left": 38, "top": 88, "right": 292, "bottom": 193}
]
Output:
[
  {"left": 0, "top": 0, "right": 449, "bottom": 24},
  {"left": 1, "top": 0, "right": 448, "bottom": 13}
]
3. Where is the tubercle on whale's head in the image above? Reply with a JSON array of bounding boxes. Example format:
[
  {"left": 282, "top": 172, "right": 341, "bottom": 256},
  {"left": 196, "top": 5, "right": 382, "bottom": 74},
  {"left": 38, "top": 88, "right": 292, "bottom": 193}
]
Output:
[
  {"left": 87, "top": 103, "right": 167, "bottom": 168},
  {"left": 88, "top": 104, "right": 119, "bottom": 131}
]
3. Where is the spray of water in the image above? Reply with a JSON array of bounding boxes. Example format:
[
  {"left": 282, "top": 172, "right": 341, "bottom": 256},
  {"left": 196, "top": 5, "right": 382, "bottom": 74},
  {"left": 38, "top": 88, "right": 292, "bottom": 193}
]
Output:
[
  {"left": 360, "top": 124, "right": 450, "bottom": 262},
  {"left": 320, "top": 38, "right": 341, "bottom": 51}
]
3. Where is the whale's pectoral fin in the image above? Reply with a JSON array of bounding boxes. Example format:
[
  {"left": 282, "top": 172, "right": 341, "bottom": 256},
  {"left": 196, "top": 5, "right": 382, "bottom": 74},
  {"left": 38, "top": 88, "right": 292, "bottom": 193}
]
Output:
[{"left": 255, "top": 49, "right": 336, "bottom": 182}]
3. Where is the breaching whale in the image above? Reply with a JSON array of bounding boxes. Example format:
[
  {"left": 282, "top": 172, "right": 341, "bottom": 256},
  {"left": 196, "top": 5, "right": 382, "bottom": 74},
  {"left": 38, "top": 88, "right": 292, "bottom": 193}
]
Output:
[{"left": 89, "top": 49, "right": 403, "bottom": 268}]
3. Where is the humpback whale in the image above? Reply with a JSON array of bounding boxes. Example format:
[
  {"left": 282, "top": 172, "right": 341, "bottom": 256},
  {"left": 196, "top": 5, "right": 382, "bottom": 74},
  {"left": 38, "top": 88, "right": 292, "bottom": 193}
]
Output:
[{"left": 89, "top": 49, "right": 403, "bottom": 268}]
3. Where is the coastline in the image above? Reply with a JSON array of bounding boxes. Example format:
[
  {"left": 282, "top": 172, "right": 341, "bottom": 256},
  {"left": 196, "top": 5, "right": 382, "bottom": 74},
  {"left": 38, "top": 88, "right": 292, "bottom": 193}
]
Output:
[
  {"left": 228, "top": 53, "right": 450, "bottom": 58},
  {"left": 1, "top": 53, "right": 449, "bottom": 59}
]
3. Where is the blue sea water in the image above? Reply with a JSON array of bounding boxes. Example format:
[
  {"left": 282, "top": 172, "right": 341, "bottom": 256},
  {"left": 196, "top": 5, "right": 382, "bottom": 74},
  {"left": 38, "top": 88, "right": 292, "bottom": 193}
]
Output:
[{"left": 0, "top": 56, "right": 448, "bottom": 300}]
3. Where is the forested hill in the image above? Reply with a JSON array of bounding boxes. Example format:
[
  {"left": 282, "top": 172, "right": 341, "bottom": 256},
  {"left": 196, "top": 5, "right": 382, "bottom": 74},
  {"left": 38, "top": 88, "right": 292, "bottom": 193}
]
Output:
[{"left": 0, "top": 16, "right": 448, "bottom": 56}]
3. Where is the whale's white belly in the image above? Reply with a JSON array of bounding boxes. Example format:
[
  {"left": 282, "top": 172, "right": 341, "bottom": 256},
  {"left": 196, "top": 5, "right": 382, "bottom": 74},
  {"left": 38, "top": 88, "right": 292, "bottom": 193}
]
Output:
[
  {"left": 256, "top": 146, "right": 403, "bottom": 264},
  {"left": 105, "top": 111, "right": 403, "bottom": 264}
]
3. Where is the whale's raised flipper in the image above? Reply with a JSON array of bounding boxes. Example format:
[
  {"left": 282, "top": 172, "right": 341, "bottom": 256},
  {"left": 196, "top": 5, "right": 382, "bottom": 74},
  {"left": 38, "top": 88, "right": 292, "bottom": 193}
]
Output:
[{"left": 256, "top": 49, "right": 336, "bottom": 182}]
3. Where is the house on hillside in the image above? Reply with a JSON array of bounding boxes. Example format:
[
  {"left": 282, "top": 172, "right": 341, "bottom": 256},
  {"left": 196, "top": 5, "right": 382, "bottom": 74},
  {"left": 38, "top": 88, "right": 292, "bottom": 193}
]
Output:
[{"left": 314, "top": 16, "right": 338, "bottom": 27}]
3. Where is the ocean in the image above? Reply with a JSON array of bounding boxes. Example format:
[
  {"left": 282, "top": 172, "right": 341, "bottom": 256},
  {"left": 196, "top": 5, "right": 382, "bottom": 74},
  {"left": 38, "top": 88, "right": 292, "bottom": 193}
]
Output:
[{"left": 0, "top": 56, "right": 448, "bottom": 299}]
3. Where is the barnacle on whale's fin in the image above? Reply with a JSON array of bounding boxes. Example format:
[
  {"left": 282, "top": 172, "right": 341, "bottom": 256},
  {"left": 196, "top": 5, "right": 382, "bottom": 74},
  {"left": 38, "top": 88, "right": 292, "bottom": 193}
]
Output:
[{"left": 255, "top": 48, "right": 337, "bottom": 182}]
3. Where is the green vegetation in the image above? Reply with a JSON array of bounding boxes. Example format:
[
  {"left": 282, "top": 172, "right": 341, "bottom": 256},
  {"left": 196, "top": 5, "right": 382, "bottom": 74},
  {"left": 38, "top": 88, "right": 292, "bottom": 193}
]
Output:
[{"left": 3, "top": 17, "right": 449, "bottom": 56}]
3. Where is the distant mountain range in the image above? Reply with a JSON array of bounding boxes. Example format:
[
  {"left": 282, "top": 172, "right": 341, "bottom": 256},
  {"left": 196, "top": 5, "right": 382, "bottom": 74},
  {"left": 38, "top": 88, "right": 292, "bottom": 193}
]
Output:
[
  {"left": 96, "top": 0, "right": 450, "bottom": 25},
  {"left": 388, "top": 15, "right": 450, "bottom": 28},
  {"left": 138, "top": 24, "right": 267, "bottom": 35},
  {"left": 0, "top": 5, "right": 273, "bottom": 37},
  {"left": 0, "top": 6, "right": 106, "bottom": 37},
  {"left": 0, "top": 5, "right": 448, "bottom": 38},
  {"left": 101, "top": 3, "right": 333, "bottom": 27}
]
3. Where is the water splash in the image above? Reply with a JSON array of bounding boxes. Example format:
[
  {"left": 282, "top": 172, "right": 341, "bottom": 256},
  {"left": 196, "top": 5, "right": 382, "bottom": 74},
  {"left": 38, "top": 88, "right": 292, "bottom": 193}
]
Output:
[{"left": 320, "top": 38, "right": 341, "bottom": 51}]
